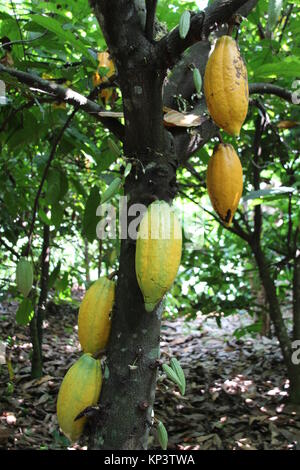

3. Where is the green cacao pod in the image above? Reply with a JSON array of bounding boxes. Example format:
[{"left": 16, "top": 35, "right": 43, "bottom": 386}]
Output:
[
  {"left": 16, "top": 257, "right": 33, "bottom": 297},
  {"left": 56, "top": 353, "right": 102, "bottom": 442},
  {"left": 78, "top": 277, "right": 115, "bottom": 355},
  {"left": 135, "top": 200, "right": 182, "bottom": 312}
]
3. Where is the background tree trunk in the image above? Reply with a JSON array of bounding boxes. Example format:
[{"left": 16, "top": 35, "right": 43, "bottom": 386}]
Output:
[{"left": 30, "top": 223, "right": 50, "bottom": 378}]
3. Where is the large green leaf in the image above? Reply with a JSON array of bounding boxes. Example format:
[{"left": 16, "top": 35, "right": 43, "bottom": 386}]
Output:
[
  {"left": 82, "top": 186, "right": 101, "bottom": 243},
  {"left": 243, "top": 187, "right": 296, "bottom": 203},
  {"left": 16, "top": 299, "right": 34, "bottom": 326},
  {"left": 30, "top": 15, "right": 96, "bottom": 65}
]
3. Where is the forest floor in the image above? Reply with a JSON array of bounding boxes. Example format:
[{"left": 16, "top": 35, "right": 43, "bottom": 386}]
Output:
[{"left": 0, "top": 296, "right": 300, "bottom": 450}]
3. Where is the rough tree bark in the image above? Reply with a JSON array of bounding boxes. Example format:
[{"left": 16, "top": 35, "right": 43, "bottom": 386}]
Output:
[
  {"left": 88, "top": 0, "right": 257, "bottom": 449},
  {"left": 248, "top": 113, "right": 300, "bottom": 405},
  {"left": 30, "top": 223, "right": 50, "bottom": 378}
]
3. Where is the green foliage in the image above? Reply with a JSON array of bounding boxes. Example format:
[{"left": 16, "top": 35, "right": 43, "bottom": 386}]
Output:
[
  {"left": 0, "top": 0, "right": 299, "bottom": 348},
  {"left": 16, "top": 298, "right": 34, "bottom": 326},
  {"left": 157, "top": 421, "right": 168, "bottom": 451}
]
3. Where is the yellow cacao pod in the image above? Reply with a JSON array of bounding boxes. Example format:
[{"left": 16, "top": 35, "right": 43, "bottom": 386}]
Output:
[
  {"left": 135, "top": 200, "right": 182, "bottom": 312},
  {"left": 204, "top": 35, "right": 248, "bottom": 136},
  {"left": 92, "top": 51, "right": 115, "bottom": 104},
  {"left": 56, "top": 353, "right": 102, "bottom": 442},
  {"left": 16, "top": 257, "right": 33, "bottom": 298},
  {"left": 78, "top": 277, "right": 115, "bottom": 355},
  {"left": 206, "top": 143, "right": 243, "bottom": 226}
]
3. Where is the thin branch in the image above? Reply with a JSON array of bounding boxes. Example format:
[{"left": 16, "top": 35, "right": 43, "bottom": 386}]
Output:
[
  {"left": 184, "top": 161, "right": 204, "bottom": 182},
  {"left": 249, "top": 83, "right": 293, "bottom": 103},
  {"left": 156, "top": 0, "right": 252, "bottom": 69},
  {"left": 0, "top": 64, "right": 125, "bottom": 141},
  {"left": 287, "top": 194, "right": 293, "bottom": 256},
  {"left": 251, "top": 113, "right": 266, "bottom": 249},
  {"left": 0, "top": 237, "right": 20, "bottom": 259},
  {"left": 179, "top": 189, "right": 250, "bottom": 242},
  {"left": 236, "top": 207, "right": 252, "bottom": 234},
  {"left": 279, "top": 3, "right": 294, "bottom": 45},
  {"left": 10, "top": 0, "right": 26, "bottom": 60},
  {"left": 0, "top": 97, "right": 56, "bottom": 133},
  {"left": 0, "top": 32, "right": 47, "bottom": 50},
  {"left": 145, "top": 0, "right": 158, "bottom": 41},
  {"left": 257, "top": 21, "right": 265, "bottom": 39},
  {"left": 25, "top": 108, "right": 77, "bottom": 257},
  {"left": 293, "top": 252, "right": 300, "bottom": 342},
  {"left": 184, "top": 159, "right": 251, "bottom": 241}
]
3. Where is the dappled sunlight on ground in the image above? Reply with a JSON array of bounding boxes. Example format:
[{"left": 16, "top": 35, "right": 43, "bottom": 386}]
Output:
[{"left": 0, "top": 301, "right": 299, "bottom": 450}]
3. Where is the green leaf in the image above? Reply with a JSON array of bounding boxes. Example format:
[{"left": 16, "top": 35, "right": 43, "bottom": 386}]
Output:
[
  {"left": 100, "top": 177, "right": 122, "bottom": 204},
  {"left": 16, "top": 299, "right": 34, "bottom": 326},
  {"left": 124, "top": 163, "right": 132, "bottom": 178},
  {"left": 193, "top": 68, "right": 202, "bottom": 94},
  {"left": 107, "top": 138, "right": 120, "bottom": 157},
  {"left": 243, "top": 187, "right": 296, "bottom": 203},
  {"left": 170, "top": 357, "right": 186, "bottom": 396},
  {"left": 56, "top": 271, "right": 69, "bottom": 292},
  {"left": 45, "top": 170, "right": 61, "bottom": 205},
  {"left": 179, "top": 11, "right": 191, "bottom": 39},
  {"left": 51, "top": 202, "right": 64, "bottom": 227},
  {"left": 31, "top": 15, "right": 96, "bottom": 65},
  {"left": 38, "top": 208, "right": 52, "bottom": 225},
  {"left": 254, "top": 58, "right": 300, "bottom": 79},
  {"left": 48, "top": 262, "right": 61, "bottom": 289},
  {"left": 71, "top": 177, "right": 87, "bottom": 198},
  {"left": 82, "top": 186, "right": 101, "bottom": 243},
  {"left": 267, "top": 0, "right": 283, "bottom": 33},
  {"left": 157, "top": 421, "right": 168, "bottom": 451},
  {"left": 162, "top": 363, "right": 182, "bottom": 389},
  {"left": 16, "top": 258, "right": 33, "bottom": 298}
]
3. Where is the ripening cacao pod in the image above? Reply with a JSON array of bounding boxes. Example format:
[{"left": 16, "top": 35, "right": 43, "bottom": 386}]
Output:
[
  {"left": 135, "top": 200, "right": 182, "bottom": 312},
  {"left": 206, "top": 143, "right": 243, "bottom": 226},
  {"left": 92, "top": 51, "right": 115, "bottom": 104},
  {"left": 56, "top": 353, "right": 102, "bottom": 442},
  {"left": 78, "top": 277, "right": 115, "bottom": 355},
  {"left": 204, "top": 35, "right": 248, "bottom": 136},
  {"left": 16, "top": 257, "right": 33, "bottom": 298}
]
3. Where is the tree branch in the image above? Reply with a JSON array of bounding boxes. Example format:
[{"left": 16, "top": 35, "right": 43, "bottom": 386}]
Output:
[
  {"left": 0, "top": 237, "right": 20, "bottom": 259},
  {"left": 10, "top": 0, "right": 26, "bottom": 60},
  {"left": 25, "top": 108, "right": 77, "bottom": 257},
  {"left": 251, "top": 112, "right": 267, "bottom": 249},
  {"left": 279, "top": 3, "right": 294, "bottom": 45},
  {"left": 0, "top": 33, "right": 47, "bottom": 51},
  {"left": 179, "top": 189, "right": 251, "bottom": 243},
  {"left": 249, "top": 83, "right": 293, "bottom": 103},
  {"left": 0, "top": 64, "right": 125, "bottom": 141},
  {"left": 145, "top": 0, "right": 158, "bottom": 41},
  {"left": 293, "top": 252, "right": 300, "bottom": 342},
  {"left": 156, "top": 0, "right": 253, "bottom": 69}
]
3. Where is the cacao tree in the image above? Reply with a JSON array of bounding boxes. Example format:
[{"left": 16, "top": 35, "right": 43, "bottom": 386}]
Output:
[{"left": 0, "top": 0, "right": 299, "bottom": 450}]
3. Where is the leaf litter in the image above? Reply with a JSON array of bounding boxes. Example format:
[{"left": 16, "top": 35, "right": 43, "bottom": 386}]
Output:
[{"left": 0, "top": 297, "right": 299, "bottom": 450}]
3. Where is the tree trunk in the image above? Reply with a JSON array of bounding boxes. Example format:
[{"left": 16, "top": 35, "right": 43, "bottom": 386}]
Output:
[
  {"left": 90, "top": 52, "right": 178, "bottom": 449},
  {"left": 290, "top": 252, "right": 300, "bottom": 404},
  {"left": 251, "top": 244, "right": 300, "bottom": 403},
  {"left": 30, "top": 318, "right": 43, "bottom": 379},
  {"left": 30, "top": 223, "right": 50, "bottom": 378},
  {"left": 289, "top": 366, "right": 300, "bottom": 405}
]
